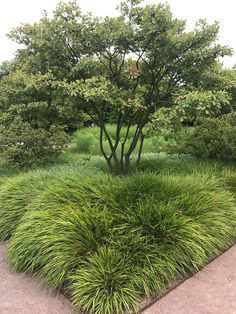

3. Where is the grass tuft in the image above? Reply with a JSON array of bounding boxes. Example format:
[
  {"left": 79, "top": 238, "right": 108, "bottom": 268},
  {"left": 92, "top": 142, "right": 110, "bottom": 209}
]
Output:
[{"left": 70, "top": 247, "right": 139, "bottom": 314}]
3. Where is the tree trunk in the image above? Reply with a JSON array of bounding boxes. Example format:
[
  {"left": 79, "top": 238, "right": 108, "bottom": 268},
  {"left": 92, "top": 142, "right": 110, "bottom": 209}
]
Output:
[{"left": 99, "top": 123, "right": 145, "bottom": 176}]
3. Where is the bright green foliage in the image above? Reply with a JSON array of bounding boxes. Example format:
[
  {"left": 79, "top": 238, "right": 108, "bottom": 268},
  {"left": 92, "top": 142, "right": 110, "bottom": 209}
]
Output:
[
  {"left": 0, "top": 163, "right": 111, "bottom": 241},
  {"left": 5, "top": 164, "right": 236, "bottom": 314},
  {"left": 8, "top": 208, "right": 112, "bottom": 290},
  {"left": 149, "top": 90, "right": 231, "bottom": 132},
  {"left": 70, "top": 247, "right": 139, "bottom": 314},
  {"left": 181, "top": 113, "right": 236, "bottom": 161},
  {"left": 0, "top": 169, "right": 58, "bottom": 240},
  {"left": 174, "top": 90, "right": 231, "bottom": 122}
]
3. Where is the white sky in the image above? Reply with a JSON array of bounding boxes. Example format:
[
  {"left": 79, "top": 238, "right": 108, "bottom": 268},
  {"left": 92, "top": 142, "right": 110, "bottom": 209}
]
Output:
[{"left": 0, "top": 0, "right": 235, "bottom": 67}]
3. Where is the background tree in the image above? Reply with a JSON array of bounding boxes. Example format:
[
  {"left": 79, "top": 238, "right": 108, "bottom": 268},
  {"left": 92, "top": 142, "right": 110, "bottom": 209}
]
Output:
[{"left": 1, "top": 0, "right": 233, "bottom": 173}]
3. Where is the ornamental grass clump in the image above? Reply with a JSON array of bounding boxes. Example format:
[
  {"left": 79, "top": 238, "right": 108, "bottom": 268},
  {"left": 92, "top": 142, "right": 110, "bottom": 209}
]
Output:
[
  {"left": 5, "top": 171, "right": 236, "bottom": 314},
  {"left": 70, "top": 247, "right": 139, "bottom": 314},
  {"left": 0, "top": 169, "right": 57, "bottom": 240},
  {"left": 8, "top": 207, "right": 112, "bottom": 290}
]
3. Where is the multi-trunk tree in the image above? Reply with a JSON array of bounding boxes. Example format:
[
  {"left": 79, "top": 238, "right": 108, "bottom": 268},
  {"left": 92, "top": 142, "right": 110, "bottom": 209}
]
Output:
[{"left": 1, "top": 0, "right": 234, "bottom": 174}]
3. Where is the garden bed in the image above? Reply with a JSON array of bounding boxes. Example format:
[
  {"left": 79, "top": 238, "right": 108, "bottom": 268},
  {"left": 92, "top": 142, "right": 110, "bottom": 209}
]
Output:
[{"left": 0, "top": 155, "right": 236, "bottom": 314}]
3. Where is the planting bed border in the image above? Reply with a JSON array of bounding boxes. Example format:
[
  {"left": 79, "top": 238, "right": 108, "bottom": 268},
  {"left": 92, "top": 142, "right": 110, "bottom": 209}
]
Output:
[{"left": 140, "top": 242, "right": 236, "bottom": 313}]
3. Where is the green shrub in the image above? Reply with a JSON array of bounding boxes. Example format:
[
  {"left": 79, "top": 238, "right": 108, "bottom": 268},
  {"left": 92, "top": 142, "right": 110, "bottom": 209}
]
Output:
[
  {"left": 181, "top": 114, "right": 236, "bottom": 161},
  {"left": 0, "top": 117, "right": 69, "bottom": 167},
  {"left": 0, "top": 162, "right": 21, "bottom": 186},
  {"left": 71, "top": 131, "right": 99, "bottom": 154}
]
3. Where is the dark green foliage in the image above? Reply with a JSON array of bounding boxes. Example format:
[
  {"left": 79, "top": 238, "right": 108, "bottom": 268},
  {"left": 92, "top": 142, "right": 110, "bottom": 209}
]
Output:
[
  {"left": 0, "top": 117, "right": 69, "bottom": 167},
  {"left": 181, "top": 113, "right": 236, "bottom": 161}
]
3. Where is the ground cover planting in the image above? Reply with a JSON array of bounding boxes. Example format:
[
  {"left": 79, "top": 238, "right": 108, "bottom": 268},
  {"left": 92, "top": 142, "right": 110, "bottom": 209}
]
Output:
[{"left": 1, "top": 154, "right": 236, "bottom": 313}]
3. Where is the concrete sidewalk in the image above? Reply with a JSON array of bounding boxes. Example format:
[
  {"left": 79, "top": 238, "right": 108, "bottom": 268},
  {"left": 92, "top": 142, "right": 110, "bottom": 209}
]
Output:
[
  {"left": 0, "top": 244, "right": 78, "bottom": 314},
  {"left": 143, "top": 245, "right": 236, "bottom": 314}
]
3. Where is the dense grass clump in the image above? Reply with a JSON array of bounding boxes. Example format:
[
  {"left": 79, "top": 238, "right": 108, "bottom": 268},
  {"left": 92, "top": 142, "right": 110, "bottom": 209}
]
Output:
[
  {"left": 70, "top": 247, "right": 139, "bottom": 314},
  {"left": 8, "top": 207, "right": 112, "bottom": 290},
  {"left": 5, "top": 167, "right": 236, "bottom": 314},
  {"left": 0, "top": 169, "right": 58, "bottom": 240},
  {"left": 0, "top": 159, "right": 109, "bottom": 241}
]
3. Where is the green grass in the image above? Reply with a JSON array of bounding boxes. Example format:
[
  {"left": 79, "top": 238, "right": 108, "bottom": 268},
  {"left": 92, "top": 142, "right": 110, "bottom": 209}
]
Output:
[
  {"left": 0, "top": 169, "right": 58, "bottom": 240},
  {"left": 70, "top": 124, "right": 190, "bottom": 155},
  {"left": 70, "top": 247, "right": 139, "bottom": 314},
  {"left": 0, "top": 161, "right": 22, "bottom": 186},
  {"left": 0, "top": 158, "right": 108, "bottom": 241},
  {"left": 3, "top": 157, "right": 236, "bottom": 314}
]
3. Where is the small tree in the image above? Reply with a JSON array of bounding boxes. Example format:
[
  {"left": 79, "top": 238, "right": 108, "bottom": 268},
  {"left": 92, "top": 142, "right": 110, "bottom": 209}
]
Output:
[
  {"left": 60, "top": 0, "right": 231, "bottom": 174},
  {"left": 7, "top": 0, "right": 233, "bottom": 174}
]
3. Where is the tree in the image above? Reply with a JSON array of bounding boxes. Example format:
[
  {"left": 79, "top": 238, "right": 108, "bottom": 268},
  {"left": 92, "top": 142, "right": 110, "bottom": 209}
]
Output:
[{"left": 4, "top": 0, "right": 233, "bottom": 174}]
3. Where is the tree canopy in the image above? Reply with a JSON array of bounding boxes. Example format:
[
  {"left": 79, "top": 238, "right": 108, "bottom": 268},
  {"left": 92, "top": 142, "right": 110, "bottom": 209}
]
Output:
[{"left": 1, "top": 0, "right": 235, "bottom": 173}]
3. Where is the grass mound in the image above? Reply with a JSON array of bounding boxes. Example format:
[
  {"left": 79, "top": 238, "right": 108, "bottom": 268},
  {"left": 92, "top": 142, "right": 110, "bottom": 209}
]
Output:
[
  {"left": 6, "top": 170, "right": 236, "bottom": 314},
  {"left": 70, "top": 247, "right": 139, "bottom": 314},
  {"left": 0, "top": 159, "right": 109, "bottom": 241},
  {"left": 0, "top": 169, "right": 58, "bottom": 240},
  {"left": 8, "top": 207, "right": 112, "bottom": 290}
]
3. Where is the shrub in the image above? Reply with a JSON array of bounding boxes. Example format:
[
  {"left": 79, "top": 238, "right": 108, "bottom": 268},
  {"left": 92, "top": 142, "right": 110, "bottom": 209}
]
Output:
[
  {"left": 0, "top": 117, "right": 69, "bottom": 167},
  {"left": 71, "top": 131, "right": 99, "bottom": 154},
  {"left": 181, "top": 113, "right": 236, "bottom": 161}
]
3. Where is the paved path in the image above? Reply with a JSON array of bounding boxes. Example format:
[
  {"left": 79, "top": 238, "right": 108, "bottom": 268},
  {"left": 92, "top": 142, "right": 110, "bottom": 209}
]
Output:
[
  {"left": 0, "top": 244, "right": 78, "bottom": 314},
  {"left": 143, "top": 245, "right": 236, "bottom": 314}
]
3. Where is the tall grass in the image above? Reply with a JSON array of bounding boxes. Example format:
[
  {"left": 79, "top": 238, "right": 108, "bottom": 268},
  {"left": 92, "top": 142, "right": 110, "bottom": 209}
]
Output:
[
  {"left": 8, "top": 207, "right": 112, "bottom": 290},
  {"left": 0, "top": 169, "right": 58, "bottom": 240},
  {"left": 0, "top": 159, "right": 109, "bottom": 240},
  {"left": 5, "top": 166, "right": 236, "bottom": 314},
  {"left": 70, "top": 247, "right": 139, "bottom": 314}
]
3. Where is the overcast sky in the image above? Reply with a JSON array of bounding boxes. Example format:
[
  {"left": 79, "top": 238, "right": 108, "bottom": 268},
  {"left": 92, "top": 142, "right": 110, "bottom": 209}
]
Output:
[{"left": 0, "top": 0, "right": 235, "bottom": 67}]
